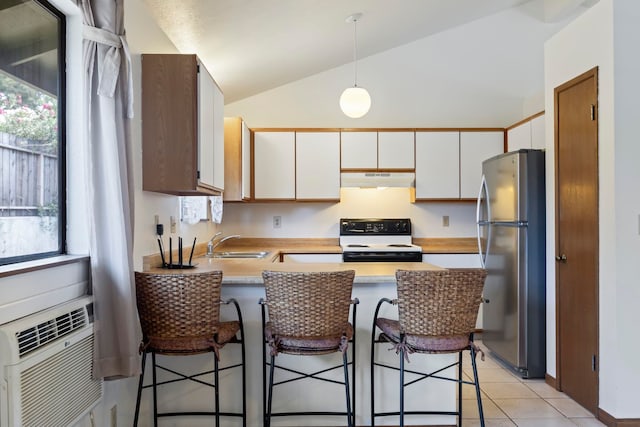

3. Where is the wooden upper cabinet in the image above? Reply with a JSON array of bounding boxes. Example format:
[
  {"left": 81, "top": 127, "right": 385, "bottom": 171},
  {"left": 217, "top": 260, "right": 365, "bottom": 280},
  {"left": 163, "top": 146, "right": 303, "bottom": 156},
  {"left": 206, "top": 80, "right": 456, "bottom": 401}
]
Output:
[
  {"left": 223, "top": 117, "right": 250, "bottom": 201},
  {"left": 253, "top": 131, "right": 296, "bottom": 200},
  {"left": 378, "top": 131, "right": 414, "bottom": 169},
  {"left": 296, "top": 132, "right": 340, "bottom": 200},
  {"left": 341, "top": 131, "right": 377, "bottom": 169},
  {"left": 142, "top": 54, "right": 223, "bottom": 195}
]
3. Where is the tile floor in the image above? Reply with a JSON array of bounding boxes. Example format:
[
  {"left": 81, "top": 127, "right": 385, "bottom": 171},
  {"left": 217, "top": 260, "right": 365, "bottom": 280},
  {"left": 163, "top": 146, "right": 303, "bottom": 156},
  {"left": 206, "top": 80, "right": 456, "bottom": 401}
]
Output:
[{"left": 460, "top": 343, "right": 605, "bottom": 427}]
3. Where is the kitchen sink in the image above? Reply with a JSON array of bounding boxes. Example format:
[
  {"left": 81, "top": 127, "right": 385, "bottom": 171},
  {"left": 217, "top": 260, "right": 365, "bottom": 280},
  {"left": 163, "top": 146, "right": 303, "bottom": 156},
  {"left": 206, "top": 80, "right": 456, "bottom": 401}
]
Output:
[{"left": 210, "top": 251, "right": 269, "bottom": 259}]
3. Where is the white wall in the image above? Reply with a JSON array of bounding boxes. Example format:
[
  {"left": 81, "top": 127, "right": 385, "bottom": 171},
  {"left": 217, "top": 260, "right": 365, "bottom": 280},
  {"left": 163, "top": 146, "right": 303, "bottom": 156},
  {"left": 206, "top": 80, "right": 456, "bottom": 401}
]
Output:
[
  {"left": 544, "top": 0, "right": 640, "bottom": 418},
  {"left": 222, "top": 189, "right": 476, "bottom": 238}
]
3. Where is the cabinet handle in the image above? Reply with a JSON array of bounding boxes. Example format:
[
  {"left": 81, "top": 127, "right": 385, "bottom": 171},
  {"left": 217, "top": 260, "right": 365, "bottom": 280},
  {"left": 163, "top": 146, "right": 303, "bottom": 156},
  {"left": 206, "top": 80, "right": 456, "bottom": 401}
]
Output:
[{"left": 555, "top": 254, "right": 567, "bottom": 262}]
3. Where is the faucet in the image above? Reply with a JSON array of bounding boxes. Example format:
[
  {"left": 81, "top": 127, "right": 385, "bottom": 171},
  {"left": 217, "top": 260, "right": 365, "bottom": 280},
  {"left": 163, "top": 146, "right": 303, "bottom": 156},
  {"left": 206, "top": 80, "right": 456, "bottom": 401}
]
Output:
[{"left": 206, "top": 233, "right": 241, "bottom": 257}]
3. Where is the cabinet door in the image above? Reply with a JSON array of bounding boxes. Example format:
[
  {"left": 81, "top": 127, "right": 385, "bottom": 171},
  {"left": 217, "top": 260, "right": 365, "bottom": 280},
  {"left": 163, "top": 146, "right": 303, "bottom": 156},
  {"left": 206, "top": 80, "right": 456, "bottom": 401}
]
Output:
[
  {"left": 296, "top": 132, "right": 340, "bottom": 200},
  {"left": 460, "top": 131, "right": 504, "bottom": 199},
  {"left": 415, "top": 132, "right": 459, "bottom": 199},
  {"left": 341, "top": 131, "right": 377, "bottom": 169},
  {"left": 254, "top": 132, "right": 295, "bottom": 199},
  {"left": 282, "top": 254, "right": 343, "bottom": 263},
  {"left": 507, "top": 121, "right": 531, "bottom": 152},
  {"left": 223, "top": 117, "right": 250, "bottom": 201},
  {"left": 378, "top": 131, "right": 414, "bottom": 169},
  {"left": 197, "top": 62, "right": 215, "bottom": 188},
  {"left": 530, "top": 114, "right": 545, "bottom": 150},
  {"left": 212, "top": 80, "right": 225, "bottom": 190},
  {"left": 241, "top": 121, "right": 251, "bottom": 199}
]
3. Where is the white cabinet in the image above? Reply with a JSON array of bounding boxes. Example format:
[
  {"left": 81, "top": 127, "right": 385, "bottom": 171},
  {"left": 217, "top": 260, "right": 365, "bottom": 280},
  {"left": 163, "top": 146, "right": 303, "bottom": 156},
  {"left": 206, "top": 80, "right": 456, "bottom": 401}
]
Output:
[
  {"left": 242, "top": 122, "right": 251, "bottom": 198},
  {"left": 530, "top": 114, "right": 545, "bottom": 150},
  {"left": 422, "top": 254, "right": 481, "bottom": 268},
  {"left": 341, "top": 131, "right": 377, "bottom": 169},
  {"left": 378, "top": 131, "right": 414, "bottom": 169},
  {"left": 416, "top": 130, "right": 501, "bottom": 200},
  {"left": 212, "top": 81, "right": 225, "bottom": 190},
  {"left": 507, "top": 121, "right": 531, "bottom": 152},
  {"left": 341, "top": 131, "right": 414, "bottom": 170},
  {"left": 296, "top": 132, "right": 340, "bottom": 200},
  {"left": 507, "top": 113, "right": 545, "bottom": 152},
  {"left": 460, "top": 131, "right": 504, "bottom": 199},
  {"left": 197, "top": 65, "right": 216, "bottom": 188},
  {"left": 415, "top": 132, "right": 460, "bottom": 199},
  {"left": 254, "top": 131, "right": 295, "bottom": 200},
  {"left": 282, "top": 254, "right": 343, "bottom": 263},
  {"left": 198, "top": 64, "right": 225, "bottom": 190}
]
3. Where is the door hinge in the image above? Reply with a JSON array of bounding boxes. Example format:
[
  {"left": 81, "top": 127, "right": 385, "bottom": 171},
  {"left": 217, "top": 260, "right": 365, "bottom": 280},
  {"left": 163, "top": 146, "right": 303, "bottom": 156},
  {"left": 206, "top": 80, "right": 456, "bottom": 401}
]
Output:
[
  {"left": 592, "top": 354, "right": 597, "bottom": 371},
  {"left": 590, "top": 104, "right": 596, "bottom": 121},
  {"left": 196, "top": 170, "right": 200, "bottom": 180}
]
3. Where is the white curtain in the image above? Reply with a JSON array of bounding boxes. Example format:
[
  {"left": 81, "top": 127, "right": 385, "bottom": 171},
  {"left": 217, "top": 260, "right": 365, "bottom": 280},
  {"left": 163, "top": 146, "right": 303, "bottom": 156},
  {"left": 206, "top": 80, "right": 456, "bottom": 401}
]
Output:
[{"left": 78, "top": 0, "right": 139, "bottom": 379}]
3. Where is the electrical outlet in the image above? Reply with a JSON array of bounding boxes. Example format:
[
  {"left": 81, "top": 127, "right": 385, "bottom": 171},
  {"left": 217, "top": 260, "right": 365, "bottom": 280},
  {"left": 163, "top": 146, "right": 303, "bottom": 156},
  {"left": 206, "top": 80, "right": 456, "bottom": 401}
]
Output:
[
  {"left": 110, "top": 405, "right": 117, "bottom": 427},
  {"left": 442, "top": 215, "right": 450, "bottom": 227},
  {"left": 170, "top": 216, "right": 177, "bottom": 233},
  {"left": 273, "top": 216, "right": 282, "bottom": 229}
]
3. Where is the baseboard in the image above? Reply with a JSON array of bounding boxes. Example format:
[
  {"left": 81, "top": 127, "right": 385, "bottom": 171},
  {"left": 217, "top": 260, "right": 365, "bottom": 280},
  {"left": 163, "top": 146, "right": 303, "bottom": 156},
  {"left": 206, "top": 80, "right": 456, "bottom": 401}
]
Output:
[
  {"left": 545, "top": 375, "right": 640, "bottom": 426},
  {"left": 598, "top": 409, "right": 640, "bottom": 427},
  {"left": 545, "top": 373, "right": 557, "bottom": 389}
]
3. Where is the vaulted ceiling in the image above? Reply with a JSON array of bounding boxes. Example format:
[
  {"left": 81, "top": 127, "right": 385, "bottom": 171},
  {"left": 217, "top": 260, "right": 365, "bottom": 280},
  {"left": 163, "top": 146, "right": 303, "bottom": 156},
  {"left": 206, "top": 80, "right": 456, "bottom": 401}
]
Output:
[{"left": 141, "top": 0, "right": 597, "bottom": 103}]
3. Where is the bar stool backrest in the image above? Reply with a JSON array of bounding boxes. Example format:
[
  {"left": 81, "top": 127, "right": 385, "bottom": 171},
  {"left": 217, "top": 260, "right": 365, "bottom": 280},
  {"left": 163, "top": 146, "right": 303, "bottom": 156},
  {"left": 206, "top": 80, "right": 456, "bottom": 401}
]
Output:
[
  {"left": 135, "top": 271, "right": 223, "bottom": 352},
  {"left": 262, "top": 270, "right": 355, "bottom": 338},
  {"left": 395, "top": 269, "right": 487, "bottom": 337}
]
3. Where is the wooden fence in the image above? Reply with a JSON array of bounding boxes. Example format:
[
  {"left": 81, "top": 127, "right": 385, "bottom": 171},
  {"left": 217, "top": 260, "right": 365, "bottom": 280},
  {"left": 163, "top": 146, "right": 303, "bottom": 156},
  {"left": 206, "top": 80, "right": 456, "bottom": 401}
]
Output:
[{"left": 0, "top": 140, "right": 58, "bottom": 217}]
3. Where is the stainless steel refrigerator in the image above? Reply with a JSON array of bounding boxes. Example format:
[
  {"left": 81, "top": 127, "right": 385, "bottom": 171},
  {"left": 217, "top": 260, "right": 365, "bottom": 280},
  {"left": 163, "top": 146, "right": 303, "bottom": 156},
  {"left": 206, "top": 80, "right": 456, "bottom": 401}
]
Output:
[{"left": 476, "top": 149, "right": 546, "bottom": 378}]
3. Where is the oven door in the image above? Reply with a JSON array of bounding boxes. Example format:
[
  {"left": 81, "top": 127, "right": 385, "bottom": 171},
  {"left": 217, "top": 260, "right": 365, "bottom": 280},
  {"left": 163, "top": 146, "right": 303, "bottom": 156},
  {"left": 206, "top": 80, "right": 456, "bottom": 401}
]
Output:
[{"left": 342, "top": 251, "right": 423, "bottom": 262}]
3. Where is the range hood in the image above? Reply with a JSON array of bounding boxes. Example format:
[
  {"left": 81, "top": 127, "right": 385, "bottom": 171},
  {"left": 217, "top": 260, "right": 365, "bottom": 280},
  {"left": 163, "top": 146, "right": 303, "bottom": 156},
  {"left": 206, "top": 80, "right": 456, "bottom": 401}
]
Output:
[{"left": 340, "top": 172, "right": 415, "bottom": 188}]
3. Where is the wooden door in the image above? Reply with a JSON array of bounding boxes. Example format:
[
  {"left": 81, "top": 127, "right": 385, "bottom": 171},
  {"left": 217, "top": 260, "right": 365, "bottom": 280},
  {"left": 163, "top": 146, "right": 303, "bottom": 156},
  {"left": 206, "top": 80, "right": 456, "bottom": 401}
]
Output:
[{"left": 554, "top": 67, "right": 599, "bottom": 414}]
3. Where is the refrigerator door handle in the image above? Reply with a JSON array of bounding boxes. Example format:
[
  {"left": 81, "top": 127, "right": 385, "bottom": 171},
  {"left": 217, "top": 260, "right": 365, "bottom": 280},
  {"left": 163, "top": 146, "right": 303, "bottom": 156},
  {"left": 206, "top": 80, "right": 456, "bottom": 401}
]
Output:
[
  {"left": 476, "top": 174, "right": 488, "bottom": 225},
  {"left": 477, "top": 175, "right": 490, "bottom": 268}
]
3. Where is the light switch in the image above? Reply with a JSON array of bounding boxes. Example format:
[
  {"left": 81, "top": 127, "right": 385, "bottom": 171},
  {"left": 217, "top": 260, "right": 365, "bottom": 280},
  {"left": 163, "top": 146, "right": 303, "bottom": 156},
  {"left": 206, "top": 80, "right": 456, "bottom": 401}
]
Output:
[{"left": 442, "top": 215, "right": 450, "bottom": 227}]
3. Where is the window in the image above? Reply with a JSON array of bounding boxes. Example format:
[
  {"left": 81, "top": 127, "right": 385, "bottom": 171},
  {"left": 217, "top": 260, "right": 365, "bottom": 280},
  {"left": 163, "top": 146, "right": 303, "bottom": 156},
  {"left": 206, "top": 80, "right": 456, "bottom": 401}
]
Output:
[{"left": 0, "top": 0, "right": 65, "bottom": 265}]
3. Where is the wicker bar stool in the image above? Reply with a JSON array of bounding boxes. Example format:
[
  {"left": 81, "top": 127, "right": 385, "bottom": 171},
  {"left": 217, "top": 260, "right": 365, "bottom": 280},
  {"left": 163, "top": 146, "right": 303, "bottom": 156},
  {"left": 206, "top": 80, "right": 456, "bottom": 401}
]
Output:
[
  {"left": 133, "top": 271, "right": 246, "bottom": 427},
  {"left": 260, "top": 270, "right": 358, "bottom": 427},
  {"left": 370, "top": 268, "right": 488, "bottom": 427}
]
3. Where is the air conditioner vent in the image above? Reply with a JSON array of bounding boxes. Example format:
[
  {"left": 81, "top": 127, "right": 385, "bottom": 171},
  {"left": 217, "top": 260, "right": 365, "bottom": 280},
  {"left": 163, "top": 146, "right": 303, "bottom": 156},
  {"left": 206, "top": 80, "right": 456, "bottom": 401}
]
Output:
[{"left": 16, "top": 306, "right": 88, "bottom": 358}]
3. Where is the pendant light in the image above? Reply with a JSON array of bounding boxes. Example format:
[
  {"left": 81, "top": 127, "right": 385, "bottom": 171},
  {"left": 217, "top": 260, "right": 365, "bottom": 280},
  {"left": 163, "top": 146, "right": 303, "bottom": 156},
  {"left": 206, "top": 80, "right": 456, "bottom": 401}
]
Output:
[{"left": 340, "top": 13, "right": 371, "bottom": 118}]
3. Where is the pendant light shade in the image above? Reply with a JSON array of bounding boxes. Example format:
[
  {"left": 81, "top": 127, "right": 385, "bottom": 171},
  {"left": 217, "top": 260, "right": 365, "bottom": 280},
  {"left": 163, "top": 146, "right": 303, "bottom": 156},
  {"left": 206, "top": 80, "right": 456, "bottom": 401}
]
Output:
[
  {"left": 340, "top": 13, "right": 371, "bottom": 118},
  {"left": 340, "top": 87, "right": 371, "bottom": 118}
]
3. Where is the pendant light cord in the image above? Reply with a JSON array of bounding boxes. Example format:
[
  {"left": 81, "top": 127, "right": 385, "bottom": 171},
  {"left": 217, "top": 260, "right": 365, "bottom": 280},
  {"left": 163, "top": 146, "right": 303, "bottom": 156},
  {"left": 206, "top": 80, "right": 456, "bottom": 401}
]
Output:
[{"left": 353, "top": 18, "right": 359, "bottom": 87}]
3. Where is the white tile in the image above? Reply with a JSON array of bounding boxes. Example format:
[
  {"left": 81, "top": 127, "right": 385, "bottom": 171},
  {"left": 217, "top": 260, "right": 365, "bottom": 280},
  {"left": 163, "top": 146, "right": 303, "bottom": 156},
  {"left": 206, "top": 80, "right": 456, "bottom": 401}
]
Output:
[
  {"left": 570, "top": 417, "right": 607, "bottom": 427},
  {"left": 481, "top": 382, "right": 539, "bottom": 399},
  {"left": 463, "top": 419, "right": 517, "bottom": 427},
  {"left": 513, "top": 418, "right": 577, "bottom": 427},
  {"left": 462, "top": 382, "right": 489, "bottom": 400},
  {"left": 461, "top": 398, "right": 508, "bottom": 419},
  {"left": 545, "top": 399, "right": 594, "bottom": 418},
  {"left": 472, "top": 367, "right": 521, "bottom": 383},
  {"left": 524, "top": 381, "right": 569, "bottom": 399},
  {"left": 492, "top": 398, "right": 565, "bottom": 419}
]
